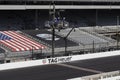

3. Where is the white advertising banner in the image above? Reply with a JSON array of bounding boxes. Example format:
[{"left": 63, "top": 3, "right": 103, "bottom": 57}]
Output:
[{"left": 98, "top": 76, "right": 120, "bottom": 80}]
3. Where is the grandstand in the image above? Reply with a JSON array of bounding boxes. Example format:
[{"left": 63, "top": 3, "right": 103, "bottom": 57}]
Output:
[
  {"left": 0, "top": 0, "right": 120, "bottom": 30},
  {"left": 56, "top": 28, "right": 109, "bottom": 45},
  {"left": 0, "top": 0, "right": 120, "bottom": 63},
  {"left": 0, "top": 31, "right": 46, "bottom": 52},
  {"left": 0, "top": 9, "right": 120, "bottom": 30},
  {"left": 0, "top": 1, "right": 120, "bottom": 80},
  {"left": 0, "top": 26, "right": 119, "bottom": 62},
  {"left": 22, "top": 30, "right": 78, "bottom": 48}
]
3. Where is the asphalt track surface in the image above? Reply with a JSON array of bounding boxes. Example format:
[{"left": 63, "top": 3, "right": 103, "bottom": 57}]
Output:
[{"left": 0, "top": 56, "right": 120, "bottom": 80}]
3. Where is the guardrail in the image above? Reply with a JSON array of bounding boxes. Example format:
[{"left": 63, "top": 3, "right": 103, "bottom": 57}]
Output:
[{"left": 0, "top": 50, "right": 120, "bottom": 71}]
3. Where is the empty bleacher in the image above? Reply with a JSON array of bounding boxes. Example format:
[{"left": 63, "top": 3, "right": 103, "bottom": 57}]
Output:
[
  {"left": 56, "top": 28, "right": 109, "bottom": 45},
  {"left": 0, "top": 47, "right": 5, "bottom": 53},
  {"left": 0, "top": 31, "right": 46, "bottom": 52},
  {"left": 0, "top": 10, "right": 120, "bottom": 31},
  {"left": 0, "top": 11, "right": 24, "bottom": 30},
  {"left": 54, "top": 27, "right": 117, "bottom": 52},
  {"left": 80, "top": 27, "right": 116, "bottom": 43},
  {"left": 22, "top": 30, "right": 79, "bottom": 48}
]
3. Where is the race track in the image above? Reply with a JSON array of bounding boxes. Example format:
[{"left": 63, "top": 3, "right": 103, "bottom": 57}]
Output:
[{"left": 0, "top": 55, "right": 120, "bottom": 80}]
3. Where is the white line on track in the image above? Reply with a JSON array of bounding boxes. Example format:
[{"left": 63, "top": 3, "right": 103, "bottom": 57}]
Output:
[{"left": 56, "top": 63, "right": 103, "bottom": 74}]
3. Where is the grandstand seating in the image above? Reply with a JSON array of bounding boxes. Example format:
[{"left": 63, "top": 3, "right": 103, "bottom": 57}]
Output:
[
  {"left": 56, "top": 28, "right": 108, "bottom": 45},
  {"left": 22, "top": 30, "right": 79, "bottom": 48},
  {"left": 0, "top": 48, "right": 5, "bottom": 53},
  {"left": 0, "top": 31, "right": 46, "bottom": 52},
  {"left": 0, "top": 11, "right": 24, "bottom": 30},
  {"left": 0, "top": 10, "right": 120, "bottom": 30}
]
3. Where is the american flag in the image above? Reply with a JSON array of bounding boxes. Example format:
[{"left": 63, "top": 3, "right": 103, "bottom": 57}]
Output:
[
  {"left": 0, "top": 31, "right": 45, "bottom": 52},
  {"left": 0, "top": 33, "right": 12, "bottom": 40}
]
